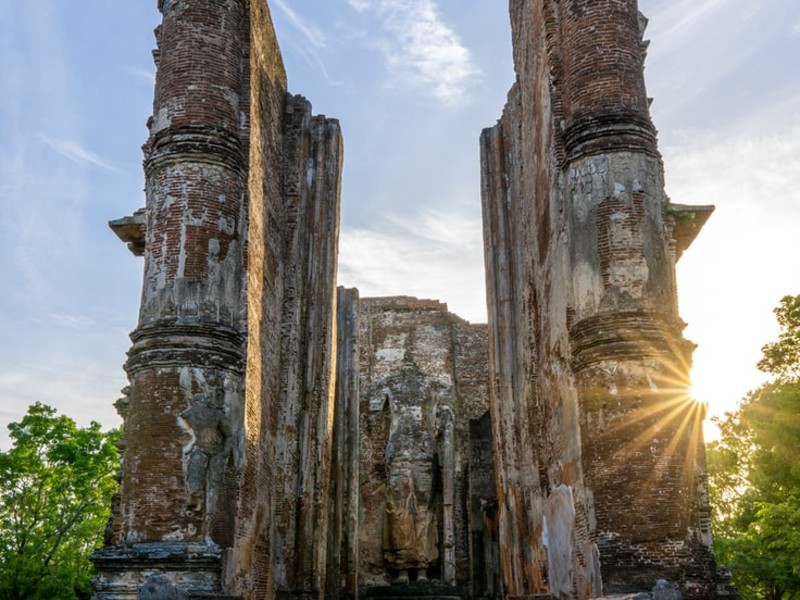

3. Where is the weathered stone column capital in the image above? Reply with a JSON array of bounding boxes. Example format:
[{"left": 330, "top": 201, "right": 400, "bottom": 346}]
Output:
[
  {"left": 125, "top": 321, "right": 245, "bottom": 375},
  {"left": 568, "top": 311, "right": 694, "bottom": 373}
]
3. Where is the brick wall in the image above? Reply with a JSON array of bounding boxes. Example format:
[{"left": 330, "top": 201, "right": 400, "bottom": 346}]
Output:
[
  {"left": 353, "top": 297, "right": 489, "bottom": 597},
  {"left": 117, "top": 0, "right": 250, "bottom": 546},
  {"left": 96, "top": 2, "right": 343, "bottom": 599},
  {"left": 229, "top": 5, "right": 343, "bottom": 596},
  {"left": 481, "top": 0, "right": 715, "bottom": 597}
]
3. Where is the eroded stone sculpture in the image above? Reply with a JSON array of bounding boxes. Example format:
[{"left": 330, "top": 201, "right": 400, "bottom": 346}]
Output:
[
  {"left": 383, "top": 392, "right": 439, "bottom": 581},
  {"left": 353, "top": 297, "right": 490, "bottom": 597}
]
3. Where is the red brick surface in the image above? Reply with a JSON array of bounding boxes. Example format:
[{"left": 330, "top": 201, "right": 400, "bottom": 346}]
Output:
[{"left": 481, "top": 1, "right": 715, "bottom": 597}]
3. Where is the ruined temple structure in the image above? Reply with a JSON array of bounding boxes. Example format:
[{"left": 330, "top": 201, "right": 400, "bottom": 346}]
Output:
[
  {"left": 351, "top": 297, "right": 494, "bottom": 598},
  {"left": 97, "top": 0, "right": 344, "bottom": 597},
  {"left": 96, "top": 1, "right": 719, "bottom": 599},
  {"left": 480, "top": 0, "right": 715, "bottom": 598}
]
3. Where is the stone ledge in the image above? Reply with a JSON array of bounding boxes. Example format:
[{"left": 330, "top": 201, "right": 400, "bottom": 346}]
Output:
[
  {"left": 109, "top": 209, "right": 146, "bottom": 257},
  {"left": 90, "top": 543, "right": 229, "bottom": 600},
  {"left": 363, "top": 581, "right": 462, "bottom": 599}
]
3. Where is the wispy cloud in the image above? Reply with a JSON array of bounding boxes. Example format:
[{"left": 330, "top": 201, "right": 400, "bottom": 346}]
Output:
[
  {"left": 45, "top": 313, "right": 96, "bottom": 330},
  {"left": 272, "top": 0, "right": 326, "bottom": 48},
  {"left": 125, "top": 66, "right": 156, "bottom": 86},
  {"left": 38, "top": 133, "right": 119, "bottom": 171},
  {"left": 339, "top": 209, "right": 486, "bottom": 322},
  {"left": 0, "top": 3, "right": 89, "bottom": 305},
  {"left": 348, "top": 0, "right": 479, "bottom": 106},
  {"left": 0, "top": 358, "right": 124, "bottom": 450},
  {"left": 646, "top": 0, "right": 733, "bottom": 44},
  {"left": 793, "top": 16, "right": 800, "bottom": 36},
  {"left": 644, "top": 0, "right": 764, "bottom": 124},
  {"left": 271, "top": 0, "right": 331, "bottom": 78}
]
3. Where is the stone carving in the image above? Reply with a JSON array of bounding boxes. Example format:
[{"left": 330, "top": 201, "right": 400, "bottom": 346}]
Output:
[
  {"left": 438, "top": 406, "right": 456, "bottom": 585},
  {"left": 178, "top": 392, "right": 231, "bottom": 515},
  {"left": 137, "top": 574, "right": 188, "bottom": 600},
  {"left": 356, "top": 297, "right": 491, "bottom": 596},
  {"left": 653, "top": 579, "right": 682, "bottom": 600},
  {"left": 383, "top": 392, "right": 439, "bottom": 581}
]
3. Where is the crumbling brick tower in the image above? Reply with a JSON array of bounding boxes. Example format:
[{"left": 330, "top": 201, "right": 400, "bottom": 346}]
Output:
[
  {"left": 481, "top": 1, "right": 715, "bottom": 598},
  {"left": 95, "top": 1, "right": 343, "bottom": 598}
]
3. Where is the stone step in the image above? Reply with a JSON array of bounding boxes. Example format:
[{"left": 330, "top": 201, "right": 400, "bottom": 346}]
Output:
[
  {"left": 364, "top": 582, "right": 462, "bottom": 599},
  {"left": 366, "top": 597, "right": 461, "bottom": 600}
]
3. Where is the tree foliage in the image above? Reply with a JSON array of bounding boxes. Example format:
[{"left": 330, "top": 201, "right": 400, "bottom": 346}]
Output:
[
  {"left": 708, "top": 295, "right": 800, "bottom": 600},
  {"left": 0, "top": 403, "right": 119, "bottom": 600},
  {"left": 758, "top": 295, "right": 800, "bottom": 380}
]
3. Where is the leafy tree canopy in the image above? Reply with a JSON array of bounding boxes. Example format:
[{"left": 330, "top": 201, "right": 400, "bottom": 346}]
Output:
[
  {"left": 0, "top": 403, "right": 119, "bottom": 600},
  {"left": 708, "top": 294, "right": 800, "bottom": 600},
  {"left": 758, "top": 295, "right": 800, "bottom": 380}
]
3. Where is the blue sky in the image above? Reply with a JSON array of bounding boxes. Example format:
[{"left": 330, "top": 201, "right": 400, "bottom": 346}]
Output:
[{"left": 1, "top": 0, "right": 799, "bottom": 448}]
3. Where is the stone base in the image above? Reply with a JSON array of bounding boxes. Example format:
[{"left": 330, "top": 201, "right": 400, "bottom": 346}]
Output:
[
  {"left": 90, "top": 542, "right": 238, "bottom": 600},
  {"left": 364, "top": 581, "right": 462, "bottom": 600}
]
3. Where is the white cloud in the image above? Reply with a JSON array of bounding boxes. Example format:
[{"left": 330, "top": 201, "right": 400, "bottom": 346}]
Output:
[
  {"left": 347, "top": 0, "right": 371, "bottom": 11},
  {"left": 0, "top": 359, "right": 124, "bottom": 450},
  {"left": 0, "top": 4, "right": 91, "bottom": 304},
  {"left": 663, "top": 121, "right": 800, "bottom": 429},
  {"left": 352, "top": 0, "right": 480, "bottom": 106},
  {"left": 271, "top": 0, "right": 332, "bottom": 79},
  {"left": 38, "top": 133, "right": 119, "bottom": 171},
  {"left": 125, "top": 66, "right": 156, "bottom": 87},
  {"left": 642, "top": 0, "right": 760, "bottom": 121},
  {"left": 45, "top": 313, "right": 96, "bottom": 330},
  {"left": 645, "top": 0, "right": 733, "bottom": 44},
  {"left": 272, "top": 0, "right": 326, "bottom": 49},
  {"left": 793, "top": 16, "right": 800, "bottom": 36},
  {"left": 339, "top": 209, "right": 486, "bottom": 323}
]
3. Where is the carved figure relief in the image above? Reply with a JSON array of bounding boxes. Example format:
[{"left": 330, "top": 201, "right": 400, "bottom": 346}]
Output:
[
  {"left": 383, "top": 391, "right": 439, "bottom": 581},
  {"left": 178, "top": 388, "right": 232, "bottom": 528}
]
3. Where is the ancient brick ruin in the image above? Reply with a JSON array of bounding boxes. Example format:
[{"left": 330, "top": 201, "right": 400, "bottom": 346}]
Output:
[
  {"left": 352, "top": 297, "right": 492, "bottom": 596},
  {"left": 96, "top": 1, "right": 718, "bottom": 599},
  {"left": 480, "top": 1, "right": 714, "bottom": 598}
]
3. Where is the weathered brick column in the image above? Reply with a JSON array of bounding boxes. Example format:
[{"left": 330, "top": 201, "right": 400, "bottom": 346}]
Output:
[
  {"left": 482, "top": 1, "right": 716, "bottom": 597},
  {"left": 559, "top": 0, "right": 657, "bottom": 160},
  {"left": 94, "top": 0, "right": 251, "bottom": 597},
  {"left": 97, "top": 2, "right": 344, "bottom": 598},
  {"left": 124, "top": 0, "right": 249, "bottom": 544},
  {"left": 559, "top": 2, "right": 715, "bottom": 596}
]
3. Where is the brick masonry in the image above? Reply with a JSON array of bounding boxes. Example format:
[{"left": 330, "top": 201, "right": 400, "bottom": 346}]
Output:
[
  {"left": 348, "top": 297, "right": 491, "bottom": 598},
  {"left": 97, "top": 1, "right": 719, "bottom": 599},
  {"left": 481, "top": 0, "right": 715, "bottom": 598},
  {"left": 93, "top": 1, "right": 342, "bottom": 598}
]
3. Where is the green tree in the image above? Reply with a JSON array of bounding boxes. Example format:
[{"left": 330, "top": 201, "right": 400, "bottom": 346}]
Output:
[
  {"left": 708, "top": 295, "right": 800, "bottom": 600},
  {"left": 0, "top": 403, "right": 119, "bottom": 600},
  {"left": 758, "top": 295, "right": 800, "bottom": 380}
]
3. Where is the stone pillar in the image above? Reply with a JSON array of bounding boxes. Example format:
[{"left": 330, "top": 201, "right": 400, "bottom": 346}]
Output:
[
  {"left": 558, "top": 3, "right": 716, "bottom": 595},
  {"left": 559, "top": 0, "right": 656, "bottom": 160},
  {"left": 440, "top": 408, "right": 456, "bottom": 585},
  {"left": 94, "top": 2, "right": 249, "bottom": 597},
  {"left": 327, "top": 288, "right": 361, "bottom": 599},
  {"left": 482, "top": 1, "right": 715, "bottom": 597},
  {"left": 98, "top": 1, "right": 344, "bottom": 598},
  {"left": 271, "top": 96, "right": 343, "bottom": 600}
]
